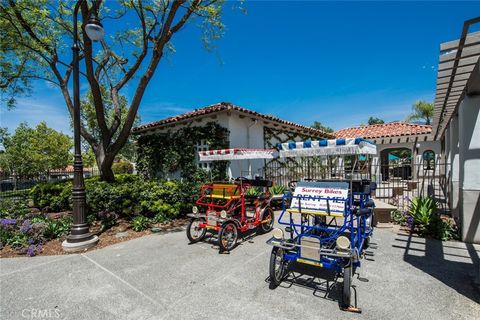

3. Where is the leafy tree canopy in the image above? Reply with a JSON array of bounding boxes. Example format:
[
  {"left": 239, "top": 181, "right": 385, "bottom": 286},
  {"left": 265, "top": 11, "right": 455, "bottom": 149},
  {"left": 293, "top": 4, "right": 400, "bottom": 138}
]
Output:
[
  {"left": 1, "top": 0, "right": 230, "bottom": 181},
  {"left": 367, "top": 117, "right": 385, "bottom": 125},
  {"left": 311, "top": 121, "right": 334, "bottom": 133},
  {"left": 0, "top": 122, "right": 72, "bottom": 176},
  {"left": 407, "top": 100, "right": 434, "bottom": 125},
  {"left": 81, "top": 86, "right": 139, "bottom": 163}
]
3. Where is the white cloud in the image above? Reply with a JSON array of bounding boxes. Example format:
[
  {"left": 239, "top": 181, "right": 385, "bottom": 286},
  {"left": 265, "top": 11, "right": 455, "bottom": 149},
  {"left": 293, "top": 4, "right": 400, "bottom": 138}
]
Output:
[
  {"left": 0, "top": 96, "right": 72, "bottom": 135},
  {"left": 138, "top": 101, "right": 191, "bottom": 123}
]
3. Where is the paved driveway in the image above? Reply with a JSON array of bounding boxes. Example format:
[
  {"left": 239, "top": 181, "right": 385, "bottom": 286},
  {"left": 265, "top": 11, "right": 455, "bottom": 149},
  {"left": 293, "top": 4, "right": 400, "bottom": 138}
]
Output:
[{"left": 1, "top": 223, "right": 479, "bottom": 320}]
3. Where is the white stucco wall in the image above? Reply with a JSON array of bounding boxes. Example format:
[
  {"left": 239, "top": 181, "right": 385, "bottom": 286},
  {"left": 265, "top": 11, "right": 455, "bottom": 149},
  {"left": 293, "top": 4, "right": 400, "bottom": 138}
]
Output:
[
  {"left": 458, "top": 95, "right": 480, "bottom": 243},
  {"left": 459, "top": 95, "right": 480, "bottom": 190},
  {"left": 449, "top": 116, "right": 460, "bottom": 185},
  {"left": 449, "top": 115, "right": 461, "bottom": 218},
  {"left": 226, "top": 112, "right": 265, "bottom": 178}
]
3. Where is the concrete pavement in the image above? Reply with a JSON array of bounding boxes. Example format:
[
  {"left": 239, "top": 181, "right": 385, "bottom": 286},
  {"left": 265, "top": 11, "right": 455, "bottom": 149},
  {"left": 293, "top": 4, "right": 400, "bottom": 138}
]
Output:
[{"left": 1, "top": 223, "right": 479, "bottom": 320}]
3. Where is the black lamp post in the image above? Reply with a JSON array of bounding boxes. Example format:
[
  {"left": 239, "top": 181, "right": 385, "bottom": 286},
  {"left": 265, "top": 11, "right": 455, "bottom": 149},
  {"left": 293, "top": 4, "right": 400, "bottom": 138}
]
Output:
[{"left": 63, "top": 0, "right": 103, "bottom": 251}]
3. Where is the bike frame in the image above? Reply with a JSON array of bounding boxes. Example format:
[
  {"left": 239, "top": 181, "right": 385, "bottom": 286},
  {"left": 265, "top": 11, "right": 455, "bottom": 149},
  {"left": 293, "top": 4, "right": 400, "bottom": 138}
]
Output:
[
  {"left": 268, "top": 188, "right": 373, "bottom": 272},
  {"left": 190, "top": 182, "right": 272, "bottom": 232}
]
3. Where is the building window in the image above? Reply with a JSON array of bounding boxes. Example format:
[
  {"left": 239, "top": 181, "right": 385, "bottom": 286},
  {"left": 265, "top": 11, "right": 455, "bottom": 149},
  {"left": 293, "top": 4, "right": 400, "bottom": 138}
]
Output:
[
  {"left": 423, "top": 150, "right": 435, "bottom": 170},
  {"left": 196, "top": 139, "right": 211, "bottom": 171}
]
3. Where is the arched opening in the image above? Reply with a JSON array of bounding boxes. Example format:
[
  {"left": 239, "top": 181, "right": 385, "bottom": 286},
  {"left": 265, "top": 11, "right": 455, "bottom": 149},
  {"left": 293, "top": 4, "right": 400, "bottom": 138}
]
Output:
[
  {"left": 379, "top": 148, "right": 412, "bottom": 181},
  {"left": 423, "top": 150, "right": 435, "bottom": 170}
]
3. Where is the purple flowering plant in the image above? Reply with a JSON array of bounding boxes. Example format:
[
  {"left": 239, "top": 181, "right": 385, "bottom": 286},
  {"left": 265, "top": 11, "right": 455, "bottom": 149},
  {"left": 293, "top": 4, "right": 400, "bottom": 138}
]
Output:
[
  {"left": 0, "top": 199, "right": 48, "bottom": 257},
  {"left": 20, "top": 220, "right": 32, "bottom": 233},
  {"left": 0, "top": 218, "right": 17, "bottom": 226}
]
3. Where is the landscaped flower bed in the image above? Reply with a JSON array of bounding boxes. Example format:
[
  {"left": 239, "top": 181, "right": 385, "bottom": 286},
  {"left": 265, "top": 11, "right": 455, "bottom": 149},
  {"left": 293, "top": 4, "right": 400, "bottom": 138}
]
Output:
[
  {"left": 0, "top": 174, "right": 204, "bottom": 257},
  {"left": 391, "top": 196, "right": 458, "bottom": 241}
]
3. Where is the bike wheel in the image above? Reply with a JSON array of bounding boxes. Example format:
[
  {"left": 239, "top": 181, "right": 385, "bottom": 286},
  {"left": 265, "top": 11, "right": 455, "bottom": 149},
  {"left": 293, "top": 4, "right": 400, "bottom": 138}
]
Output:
[
  {"left": 186, "top": 218, "right": 206, "bottom": 243},
  {"left": 259, "top": 208, "right": 274, "bottom": 234},
  {"left": 218, "top": 222, "right": 238, "bottom": 252},
  {"left": 269, "top": 246, "right": 285, "bottom": 289}
]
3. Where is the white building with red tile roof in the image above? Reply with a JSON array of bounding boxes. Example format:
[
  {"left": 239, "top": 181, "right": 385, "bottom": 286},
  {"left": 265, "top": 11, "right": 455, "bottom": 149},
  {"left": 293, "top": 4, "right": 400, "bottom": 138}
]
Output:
[
  {"left": 334, "top": 121, "right": 441, "bottom": 181},
  {"left": 334, "top": 122, "right": 432, "bottom": 140},
  {"left": 133, "top": 102, "right": 333, "bottom": 178}
]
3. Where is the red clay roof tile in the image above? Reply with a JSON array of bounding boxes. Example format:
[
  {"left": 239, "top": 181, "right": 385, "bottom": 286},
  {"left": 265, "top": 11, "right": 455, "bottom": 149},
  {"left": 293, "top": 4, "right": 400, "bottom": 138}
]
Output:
[
  {"left": 133, "top": 102, "right": 333, "bottom": 138},
  {"left": 333, "top": 122, "right": 432, "bottom": 139}
]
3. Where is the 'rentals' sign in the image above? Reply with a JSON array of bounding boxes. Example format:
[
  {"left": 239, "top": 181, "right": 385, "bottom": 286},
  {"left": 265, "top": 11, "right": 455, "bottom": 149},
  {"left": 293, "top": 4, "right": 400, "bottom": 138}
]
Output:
[{"left": 291, "top": 183, "right": 348, "bottom": 214}]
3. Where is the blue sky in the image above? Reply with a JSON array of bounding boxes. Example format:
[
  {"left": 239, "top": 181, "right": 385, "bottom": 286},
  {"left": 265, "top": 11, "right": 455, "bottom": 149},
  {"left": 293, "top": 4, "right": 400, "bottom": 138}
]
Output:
[{"left": 2, "top": 1, "right": 480, "bottom": 135}]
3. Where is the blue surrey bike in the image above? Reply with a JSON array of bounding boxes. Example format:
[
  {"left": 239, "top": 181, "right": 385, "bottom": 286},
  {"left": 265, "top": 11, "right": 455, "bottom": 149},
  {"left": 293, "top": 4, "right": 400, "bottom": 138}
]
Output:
[{"left": 267, "top": 138, "right": 377, "bottom": 312}]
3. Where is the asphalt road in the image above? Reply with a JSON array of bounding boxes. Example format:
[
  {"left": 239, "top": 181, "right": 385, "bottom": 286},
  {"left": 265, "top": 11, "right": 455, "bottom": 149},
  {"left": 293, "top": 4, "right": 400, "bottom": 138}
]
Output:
[{"left": 1, "top": 222, "right": 479, "bottom": 320}]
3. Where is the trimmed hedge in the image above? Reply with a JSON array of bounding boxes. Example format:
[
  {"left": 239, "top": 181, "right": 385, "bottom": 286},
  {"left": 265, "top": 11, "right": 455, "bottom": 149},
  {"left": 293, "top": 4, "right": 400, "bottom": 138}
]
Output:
[{"left": 30, "top": 174, "right": 203, "bottom": 220}]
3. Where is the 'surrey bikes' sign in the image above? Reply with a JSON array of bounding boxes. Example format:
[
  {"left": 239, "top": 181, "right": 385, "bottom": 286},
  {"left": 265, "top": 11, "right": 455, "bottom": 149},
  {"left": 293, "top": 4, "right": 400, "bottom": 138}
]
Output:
[{"left": 291, "top": 182, "right": 349, "bottom": 214}]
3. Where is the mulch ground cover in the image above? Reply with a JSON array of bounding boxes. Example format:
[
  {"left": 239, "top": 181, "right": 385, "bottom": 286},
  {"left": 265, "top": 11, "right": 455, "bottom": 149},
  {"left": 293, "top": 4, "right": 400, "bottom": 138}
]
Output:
[{"left": 0, "top": 217, "right": 189, "bottom": 258}]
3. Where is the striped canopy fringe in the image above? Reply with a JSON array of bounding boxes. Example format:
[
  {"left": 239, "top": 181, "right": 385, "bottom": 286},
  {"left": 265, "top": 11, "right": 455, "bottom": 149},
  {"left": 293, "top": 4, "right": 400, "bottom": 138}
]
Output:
[
  {"left": 199, "top": 148, "right": 276, "bottom": 161},
  {"left": 278, "top": 138, "right": 377, "bottom": 158}
]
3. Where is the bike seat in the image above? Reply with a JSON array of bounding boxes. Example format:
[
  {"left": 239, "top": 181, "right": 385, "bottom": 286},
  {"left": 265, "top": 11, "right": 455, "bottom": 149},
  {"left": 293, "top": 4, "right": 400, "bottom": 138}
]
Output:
[
  {"left": 364, "top": 199, "right": 375, "bottom": 208},
  {"left": 354, "top": 208, "right": 372, "bottom": 217}
]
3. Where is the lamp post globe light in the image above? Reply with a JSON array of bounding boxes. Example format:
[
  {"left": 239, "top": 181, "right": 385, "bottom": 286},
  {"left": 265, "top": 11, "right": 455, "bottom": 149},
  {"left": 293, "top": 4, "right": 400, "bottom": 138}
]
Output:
[{"left": 62, "top": 0, "right": 103, "bottom": 251}]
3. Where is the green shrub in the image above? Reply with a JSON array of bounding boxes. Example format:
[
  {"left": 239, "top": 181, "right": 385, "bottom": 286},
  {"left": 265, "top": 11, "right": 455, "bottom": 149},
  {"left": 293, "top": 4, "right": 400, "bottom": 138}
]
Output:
[
  {"left": 0, "top": 215, "right": 47, "bottom": 254},
  {"left": 131, "top": 215, "right": 150, "bottom": 232},
  {"left": 429, "top": 217, "right": 458, "bottom": 241},
  {"left": 43, "top": 217, "right": 72, "bottom": 240},
  {"left": 0, "top": 219, "right": 19, "bottom": 247},
  {"left": 152, "top": 213, "right": 168, "bottom": 224},
  {"left": 0, "top": 228, "right": 11, "bottom": 247},
  {"left": 30, "top": 181, "right": 71, "bottom": 211},
  {"left": 407, "top": 196, "right": 457, "bottom": 240},
  {"left": 112, "top": 161, "right": 134, "bottom": 174},
  {"left": 0, "top": 202, "right": 72, "bottom": 255},
  {"left": 7, "top": 232, "right": 28, "bottom": 248},
  {"left": 0, "top": 199, "right": 30, "bottom": 218},
  {"left": 85, "top": 180, "right": 139, "bottom": 216},
  {"left": 114, "top": 174, "right": 141, "bottom": 184},
  {"left": 97, "top": 211, "right": 118, "bottom": 232},
  {"left": 142, "top": 200, "right": 178, "bottom": 220},
  {"left": 245, "top": 187, "right": 262, "bottom": 197},
  {"left": 408, "top": 196, "right": 438, "bottom": 233},
  {"left": 269, "top": 185, "right": 286, "bottom": 195},
  {"left": 29, "top": 174, "right": 204, "bottom": 221},
  {"left": 391, "top": 209, "right": 407, "bottom": 225},
  {"left": 139, "top": 180, "right": 183, "bottom": 215}
]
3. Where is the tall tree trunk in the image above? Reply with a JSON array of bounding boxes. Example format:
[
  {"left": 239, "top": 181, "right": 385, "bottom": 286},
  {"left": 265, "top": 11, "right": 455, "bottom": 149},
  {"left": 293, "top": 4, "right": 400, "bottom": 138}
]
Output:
[{"left": 94, "top": 146, "right": 115, "bottom": 182}]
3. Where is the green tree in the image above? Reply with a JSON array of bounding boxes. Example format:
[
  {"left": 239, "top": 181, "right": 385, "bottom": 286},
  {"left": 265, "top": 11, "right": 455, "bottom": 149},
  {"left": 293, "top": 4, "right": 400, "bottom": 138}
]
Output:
[
  {"left": 407, "top": 100, "right": 434, "bottom": 125},
  {"left": 0, "top": 122, "right": 72, "bottom": 178},
  {"left": 81, "top": 143, "right": 96, "bottom": 168},
  {"left": 367, "top": 117, "right": 385, "bottom": 125},
  {"left": 1, "top": 0, "right": 228, "bottom": 181},
  {"left": 81, "top": 86, "right": 139, "bottom": 164},
  {"left": 311, "top": 121, "right": 334, "bottom": 133}
]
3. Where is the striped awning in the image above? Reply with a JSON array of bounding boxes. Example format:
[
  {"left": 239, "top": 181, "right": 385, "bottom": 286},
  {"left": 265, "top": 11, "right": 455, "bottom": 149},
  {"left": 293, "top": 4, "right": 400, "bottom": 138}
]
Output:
[
  {"left": 199, "top": 148, "right": 276, "bottom": 161},
  {"left": 278, "top": 138, "right": 377, "bottom": 158}
]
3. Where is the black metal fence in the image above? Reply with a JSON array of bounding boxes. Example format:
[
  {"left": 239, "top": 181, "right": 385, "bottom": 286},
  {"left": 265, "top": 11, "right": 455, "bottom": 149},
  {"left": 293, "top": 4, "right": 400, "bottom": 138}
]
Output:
[
  {"left": 265, "top": 159, "right": 450, "bottom": 212},
  {"left": 0, "top": 168, "right": 100, "bottom": 201}
]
